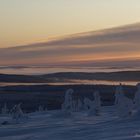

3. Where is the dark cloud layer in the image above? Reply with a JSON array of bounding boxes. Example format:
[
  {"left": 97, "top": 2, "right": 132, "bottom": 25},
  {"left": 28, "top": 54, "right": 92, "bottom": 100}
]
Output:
[{"left": 0, "top": 23, "right": 140, "bottom": 66}]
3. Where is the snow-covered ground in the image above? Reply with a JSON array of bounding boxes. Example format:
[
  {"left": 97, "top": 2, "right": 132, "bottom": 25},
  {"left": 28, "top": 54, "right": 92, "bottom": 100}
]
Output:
[{"left": 0, "top": 106, "right": 140, "bottom": 140}]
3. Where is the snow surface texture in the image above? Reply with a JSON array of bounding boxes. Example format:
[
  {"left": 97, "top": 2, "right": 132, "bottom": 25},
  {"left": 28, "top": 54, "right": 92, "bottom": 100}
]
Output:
[{"left": 0, "top": 107, "right": 140, "bottom": 140}]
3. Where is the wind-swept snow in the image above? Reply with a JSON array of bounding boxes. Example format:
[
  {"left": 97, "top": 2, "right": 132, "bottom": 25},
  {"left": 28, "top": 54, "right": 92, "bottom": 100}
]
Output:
[{"left": 0, "top": 106, "right": 139, "bottom": 140}]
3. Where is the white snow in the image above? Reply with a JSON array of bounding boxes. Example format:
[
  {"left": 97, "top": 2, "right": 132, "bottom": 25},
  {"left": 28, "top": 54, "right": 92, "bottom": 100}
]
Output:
[{"left": 0, "top": 106, "right": 140, "bottom": 140}]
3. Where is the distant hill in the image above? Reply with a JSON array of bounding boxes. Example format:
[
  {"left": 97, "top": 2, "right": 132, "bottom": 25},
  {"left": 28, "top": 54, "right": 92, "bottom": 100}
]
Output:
[{"left": 0, "top": 71, "right": 140, "bottom": 83}]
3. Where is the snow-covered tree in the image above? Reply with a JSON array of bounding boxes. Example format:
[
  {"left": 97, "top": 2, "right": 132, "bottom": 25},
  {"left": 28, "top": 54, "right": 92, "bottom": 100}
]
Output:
[
  {"left": 93, "top": 91, "right": 101, "bottom": 115},
  {"left": 61, "top": 89, "right": 74, "bottom": 116},
  {"left": 11, "top": 103, "right": 24, "bottom": 123},
  {"left": 84, "top": 91, "right": 101, "bottom": 116},
  {"left": 115, "top": 84, "right": 133, "bottom": 118},
  {"left": 62, "top": 89, "right": 73, "bottom": 111},
  {"left": 134, "top": 83, "right": 140, "bottom": 112},
  {"left": 1, "top": 103, "right": 9, "bottom": 115}
]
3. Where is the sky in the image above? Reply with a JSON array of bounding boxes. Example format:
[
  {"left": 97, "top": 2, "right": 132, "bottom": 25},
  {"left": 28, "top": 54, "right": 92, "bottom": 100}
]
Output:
[{"left": 0, "top": 0, "right": 140, "bottom": 48}]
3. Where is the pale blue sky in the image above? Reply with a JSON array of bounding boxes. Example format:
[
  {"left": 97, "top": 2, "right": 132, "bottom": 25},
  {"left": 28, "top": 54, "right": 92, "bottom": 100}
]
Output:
[{"left": 0, "top": 0, "right": 140, "bottom": 48}]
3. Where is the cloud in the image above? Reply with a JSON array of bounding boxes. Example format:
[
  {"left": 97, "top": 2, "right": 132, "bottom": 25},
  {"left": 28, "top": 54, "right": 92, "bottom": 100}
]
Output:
[{"left": 0, "top": 23, "right": 140, "bottom": 66}]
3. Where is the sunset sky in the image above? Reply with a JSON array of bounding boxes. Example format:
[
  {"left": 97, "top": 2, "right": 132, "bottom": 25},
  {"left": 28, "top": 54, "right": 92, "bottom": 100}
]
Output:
[
  {"left": 0, "top": 0, "right": 140, "bottom": 66},
  {"left": 0, "top": 0, "right": 140, "bottom": 48}
]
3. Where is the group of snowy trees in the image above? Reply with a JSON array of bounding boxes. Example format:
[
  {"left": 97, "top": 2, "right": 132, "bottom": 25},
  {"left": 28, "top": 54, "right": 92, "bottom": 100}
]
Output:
[
  {"left": 1, "top": 83, "right": 140, "bottom": 123},
  {"left": 0, "top": 103, "right": 48, "bottom": 124},
  {"left": 61, "top": 88, "right": 101, "bottom": 116},
  {"left": 62, "top": 83, "right": 140, "bottom": 118},
  {"left": 114, "top": 84, "right": 133, "bottom": 117},
  {"left": 115, "top": 83, "right": 140, "bottom": 118},
  {"left": 0, "top": 103, "right": 25, "bottom": 122}
]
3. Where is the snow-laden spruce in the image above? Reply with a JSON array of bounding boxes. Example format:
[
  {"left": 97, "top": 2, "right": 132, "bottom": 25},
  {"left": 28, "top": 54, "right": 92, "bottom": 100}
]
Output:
[
  {"left": 115, "top": 84, "right": 133, "bottom": 118},
  {"left": 84, "top": 91, "right": 101, "bottom": 116},
  {"left": 61, "top": 89, "right": 74, "bottom": 116},
  {"left": 11, "top": 103, "right": 24, "bottom": 123},
  {"left": 134, "top": 83, "right": 140, "bottom": 113}
]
